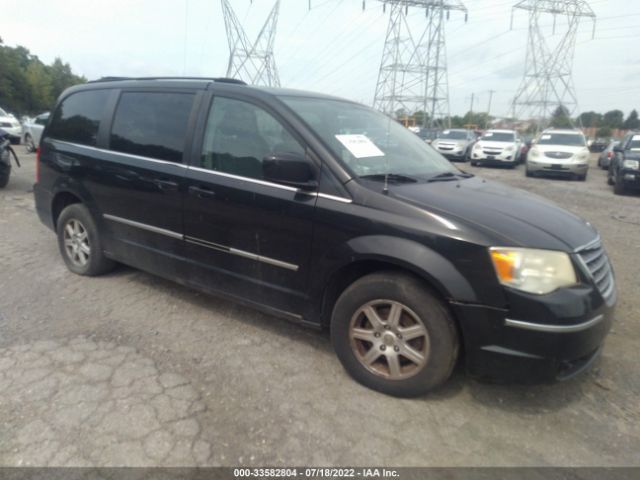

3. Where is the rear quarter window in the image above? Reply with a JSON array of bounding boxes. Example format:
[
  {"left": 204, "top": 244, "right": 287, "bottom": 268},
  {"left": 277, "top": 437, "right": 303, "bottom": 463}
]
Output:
[
  {"left": 48, "top": 90, "right": 110, "bottom": 146},
  {"left": 109, "top": 91, "right": 194, "bottom": 163}
]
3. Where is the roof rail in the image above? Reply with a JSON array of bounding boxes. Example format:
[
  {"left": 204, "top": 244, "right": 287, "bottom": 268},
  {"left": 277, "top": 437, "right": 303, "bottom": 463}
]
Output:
[{"left": 88, "top": 76, "right": 247, "bottom": 85}]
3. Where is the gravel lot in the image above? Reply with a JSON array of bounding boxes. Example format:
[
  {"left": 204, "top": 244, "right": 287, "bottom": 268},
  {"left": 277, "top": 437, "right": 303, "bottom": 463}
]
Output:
[{"left": 0, "top": 145, "right": 638, "bottom": 467}]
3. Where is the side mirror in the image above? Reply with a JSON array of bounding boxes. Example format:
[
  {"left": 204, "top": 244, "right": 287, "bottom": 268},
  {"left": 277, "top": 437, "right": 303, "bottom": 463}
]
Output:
[{"left": 263, "top": 152, "right": 317, "bottom": 191}]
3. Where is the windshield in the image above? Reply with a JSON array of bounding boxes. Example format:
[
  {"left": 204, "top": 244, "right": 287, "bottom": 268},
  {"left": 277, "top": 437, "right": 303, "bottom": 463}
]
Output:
[
  {"left": 481, "top": 132, "right": 514, "bottom": 142},
  {"left": 629, "top": 138, "right": 640, "bottom": 150},
  {"left": 537, "top": 133, "right": 586, "bottom": 146},
  {"left": 438, "top": 130, "right": 468, "bottom": 140},
  {"left": 280, "top": 96, "right": 457, "bottom": 179}
]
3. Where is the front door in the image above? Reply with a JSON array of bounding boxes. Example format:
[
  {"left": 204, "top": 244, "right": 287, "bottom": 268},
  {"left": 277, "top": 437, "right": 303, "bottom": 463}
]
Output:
[{"left": 183, "top": 95, "right": 318, "bottom": 317}]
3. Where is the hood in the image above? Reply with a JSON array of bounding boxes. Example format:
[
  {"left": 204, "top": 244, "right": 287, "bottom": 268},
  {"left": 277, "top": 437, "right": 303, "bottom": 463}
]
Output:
[
  {"left": 390, "top": 177, "right": 597, "bottom": 251},
  {"left": 534, "top": 144, "right": 587, "bottom": 155}
]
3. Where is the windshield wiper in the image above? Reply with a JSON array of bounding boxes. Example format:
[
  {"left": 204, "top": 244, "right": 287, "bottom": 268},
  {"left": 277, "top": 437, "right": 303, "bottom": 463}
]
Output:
[
  {"left": 360, "top": 173, "right": 418, "bottom": 184},
  {"left": 426, "top": 171, "right": 473, "bottom": 182}
]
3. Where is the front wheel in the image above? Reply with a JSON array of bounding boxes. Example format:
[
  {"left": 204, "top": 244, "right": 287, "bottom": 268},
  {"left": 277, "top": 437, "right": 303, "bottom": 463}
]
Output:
[
  {"left": 56, "top": 204, "right": 115, "bottom": 276},
  {"left": 613, "top": 174, "right": 627, "bottom": 195},
  {"left": 331, "top": 272, "right": 459, "bottom": 397}
]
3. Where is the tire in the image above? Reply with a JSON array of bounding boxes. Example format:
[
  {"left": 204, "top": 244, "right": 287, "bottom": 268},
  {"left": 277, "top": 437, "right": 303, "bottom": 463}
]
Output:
[
  {"left": 577, "top": 173, "right": 587, "bottom": 181},
  {"left": 56, "top": 204, "right": 115, "bottom": 276},
  {"left": 471, "top": 161, "right": 478, "bottom": 167},
  {"left": 0, "top": 166, "right": 9, "bottom": 188},
  {"left": 613, "top": 174, "right": 627, "bottom": 195},
  {"left": 330, "top": 271, "right": 459, "bottom": 397},
  {"left": 24, "top": 134, "right": 35, "bottom": 153},
  {"left": 525, "top": 168, "right": 533, "bottom": 177}
]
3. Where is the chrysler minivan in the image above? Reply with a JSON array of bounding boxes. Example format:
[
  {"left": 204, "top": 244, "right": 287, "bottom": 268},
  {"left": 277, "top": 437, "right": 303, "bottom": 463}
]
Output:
[{"left": 34, "top": 78, "right": 616, "bottom": 397}]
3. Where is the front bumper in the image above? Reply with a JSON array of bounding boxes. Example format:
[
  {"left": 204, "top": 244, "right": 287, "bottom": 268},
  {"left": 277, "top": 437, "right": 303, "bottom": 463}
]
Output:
[
  {"left": 472, "top": 150, "right": 516, "bottom": 164},
  {"left": 451, "top": 284, "right": 615, "bottom": 383},
  {"left": 619, "top": 168, "right": 640, "bottom": 187},
  {"left": 527, "top": 159, "right": 589, "bottom": 176},
  {"left": 437, "top": 149, "right": 466, "bottom": 161},
  {"left": 1, "top": 126, "right": 22, "bottom": 139}
]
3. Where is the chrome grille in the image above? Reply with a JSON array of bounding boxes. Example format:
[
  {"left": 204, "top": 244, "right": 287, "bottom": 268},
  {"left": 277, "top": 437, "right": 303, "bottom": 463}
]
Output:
[
  {"left": 544, "top": 151, "right": 572, "bottom": 159},
  {"left": 577, "top": 240, "right": 615, "bottom": 303}
]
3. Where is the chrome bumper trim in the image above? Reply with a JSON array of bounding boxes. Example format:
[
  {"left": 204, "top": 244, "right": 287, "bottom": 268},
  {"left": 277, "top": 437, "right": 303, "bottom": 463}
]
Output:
[{"left": 505, "top": 314, "right": 604, "bottom": 333}]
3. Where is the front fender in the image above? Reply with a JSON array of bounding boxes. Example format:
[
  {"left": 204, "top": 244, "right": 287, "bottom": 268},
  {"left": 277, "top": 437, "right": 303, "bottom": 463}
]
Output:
[
  {"left": 343, "top": 235, "right": 477, "bottom": 301},
  {"left": 310, "top": 235, "right": 482, "bottom": 325}
]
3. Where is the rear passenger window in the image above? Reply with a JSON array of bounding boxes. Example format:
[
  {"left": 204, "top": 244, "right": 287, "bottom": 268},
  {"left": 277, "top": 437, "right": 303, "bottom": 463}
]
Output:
[
  {"left": 48, "top": 90, "right": 110, "bottom": 146},
  {"left": 200, "top": 97, "right": 305, "bottom": 180},
  {"left": 110, "top": 92, "right": 194, "bottom": 163}
]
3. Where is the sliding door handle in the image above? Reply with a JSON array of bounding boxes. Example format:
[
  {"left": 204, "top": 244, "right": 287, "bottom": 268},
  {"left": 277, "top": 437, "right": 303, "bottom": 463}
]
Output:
[{"left": 188, "top": 185, "right": 216, "bottom": 199}]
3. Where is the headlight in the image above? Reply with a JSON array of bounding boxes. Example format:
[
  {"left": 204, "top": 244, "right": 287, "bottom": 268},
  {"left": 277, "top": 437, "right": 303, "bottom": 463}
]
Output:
[
  {"left": 623, "top": 159, "right": 640, "bottom": 169},
  {"left": 529, "top": 148, "right": 540, "bottom": 158},
  {"left": 576, "top": 151, "right": 590, "bottom": 161},
  {"left": 474, "top": 143, "right": 483, "bottom": 150},
  {"left": 489, "top": 247, "right": 577, "bottom": 295},
  {"left": 505, "top": 145, "right": 515, "bottom": 152}
]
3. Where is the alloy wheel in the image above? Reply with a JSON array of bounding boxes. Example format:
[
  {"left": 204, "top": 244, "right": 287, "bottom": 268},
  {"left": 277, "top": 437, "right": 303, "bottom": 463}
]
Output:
[
  {"left": 63, "top": 219, "right": 91, "bottom": 267},
  {"left": 349, "top": 300, "right": 430, "bottom": 380}
]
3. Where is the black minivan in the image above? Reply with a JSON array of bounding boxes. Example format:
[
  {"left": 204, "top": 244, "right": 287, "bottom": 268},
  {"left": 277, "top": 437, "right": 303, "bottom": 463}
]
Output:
[{"left": 34, "top": 78, "right": 616, "bottom": 397}]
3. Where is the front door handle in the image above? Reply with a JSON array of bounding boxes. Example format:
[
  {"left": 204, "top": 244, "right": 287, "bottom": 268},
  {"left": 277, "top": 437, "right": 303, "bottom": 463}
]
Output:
[{"left": 188, "top": 185, "right": 216, "bottom": 199}]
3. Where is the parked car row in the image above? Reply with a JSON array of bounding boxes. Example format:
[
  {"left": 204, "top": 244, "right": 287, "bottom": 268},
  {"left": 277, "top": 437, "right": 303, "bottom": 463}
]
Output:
[{"left": 607, "top": 131, "right": 640, "bottom": 195}]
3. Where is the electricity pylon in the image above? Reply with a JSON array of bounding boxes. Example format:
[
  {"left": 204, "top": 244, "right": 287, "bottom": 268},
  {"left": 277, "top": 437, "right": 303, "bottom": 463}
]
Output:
[
  {"left": 372, "top": 0, "right": 467, "bottom": 128},
  {"left": 221, "top": 0, "right": 281, "bottom": 87},
  {"left": 510, "top": 0, "right": 596, "bottom": 128}
]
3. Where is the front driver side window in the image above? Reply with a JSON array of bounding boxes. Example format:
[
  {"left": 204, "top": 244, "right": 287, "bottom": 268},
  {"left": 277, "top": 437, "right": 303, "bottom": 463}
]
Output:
[{"left": 200, "top": 97, "right": 306, "bottom": 180}]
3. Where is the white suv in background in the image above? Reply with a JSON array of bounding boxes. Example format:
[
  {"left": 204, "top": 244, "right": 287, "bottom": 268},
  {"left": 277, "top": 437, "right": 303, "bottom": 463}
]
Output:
[
  {"left": 526, "top": 129, "right": 590, "bottom": 181},
  {"left": 0, "top": 107, "right": 22, "bottom": 144},
  {"left": 470, "top": 129, "right": 522, "bottom": 168}
]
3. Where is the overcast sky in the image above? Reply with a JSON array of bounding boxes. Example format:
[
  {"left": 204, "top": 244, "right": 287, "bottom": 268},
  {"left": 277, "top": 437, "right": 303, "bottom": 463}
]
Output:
[{"left": 4, "top": 0, "right": 639, "bottom": 117}]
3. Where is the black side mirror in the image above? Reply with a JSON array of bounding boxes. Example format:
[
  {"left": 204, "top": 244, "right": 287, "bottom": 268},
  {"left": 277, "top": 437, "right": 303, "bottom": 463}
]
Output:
[{"left": 263, "top": 152, "right": 317, "bottom": 191}]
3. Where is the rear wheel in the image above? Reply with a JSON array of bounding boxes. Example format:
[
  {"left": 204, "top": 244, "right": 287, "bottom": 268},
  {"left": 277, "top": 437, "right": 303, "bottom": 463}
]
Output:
[
  {"left": 24, "top": 134, "right": 35, "bottom": 153},
  {"left": 331, "top": 272, "right": 459, "bottom": 397},
  {"left": 56, "top": 204, "right": 115, "bottom": 276}
]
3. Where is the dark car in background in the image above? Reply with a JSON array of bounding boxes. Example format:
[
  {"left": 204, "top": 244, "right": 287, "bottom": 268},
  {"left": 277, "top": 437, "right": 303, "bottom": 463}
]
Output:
[
  {"left": 415, "top": 127, "right": 439, "bottom": 144},
  {"left": 589, "top": 138, "right": 609, "bottom": 153},
  {"left": 597, "top": 140, "right": 619, "bottom": 170},
  {"left": 608, "top": 132, "right": 640, "bottom": 195},
  {"left": 34, "top": 78, "right": 616, "bottom": 397}
]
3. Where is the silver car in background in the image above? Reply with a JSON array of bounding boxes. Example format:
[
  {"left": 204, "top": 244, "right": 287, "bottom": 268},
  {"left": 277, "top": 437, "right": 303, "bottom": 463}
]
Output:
[
  {"left": 432, "top": 129, "right": 476, "bottom": 162},
  {"left": 526, "top": 129, "right": 591, "bottom": 181}
]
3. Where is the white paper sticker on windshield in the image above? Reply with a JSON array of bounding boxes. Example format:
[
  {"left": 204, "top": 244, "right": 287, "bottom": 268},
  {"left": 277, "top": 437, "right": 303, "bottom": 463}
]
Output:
[
  {"left": 483, "top": 133, "right": 493, "bottom": 137},
  {"left": 540, "top": 134, "right": 551, "bottom": 140},
  {"left": 335, "top": 134, "right": 385, "bottom": 158},
  {"left": 633, "top": 135, "right": 640, "bottom": 141},
  {"left": 442, "top": 130, "right": 450, "bottom": 135}
]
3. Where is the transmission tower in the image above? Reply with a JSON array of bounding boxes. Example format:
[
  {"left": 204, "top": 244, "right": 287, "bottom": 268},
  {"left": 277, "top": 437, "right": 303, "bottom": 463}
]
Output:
[
  {"left": 510, "top": 0, "right": 596, "bottom": 128},
  {"left": 221, "top": 0, "right": 281, "bottom": 87},
  {"left": 372, "top": 0, "right": 467, "bottom": 128}
]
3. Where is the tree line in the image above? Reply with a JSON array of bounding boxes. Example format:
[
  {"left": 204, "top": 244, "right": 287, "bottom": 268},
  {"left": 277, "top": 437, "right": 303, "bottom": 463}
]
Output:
[{"left": 0, "top": 38, "right": 86, "bottom": 116}]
